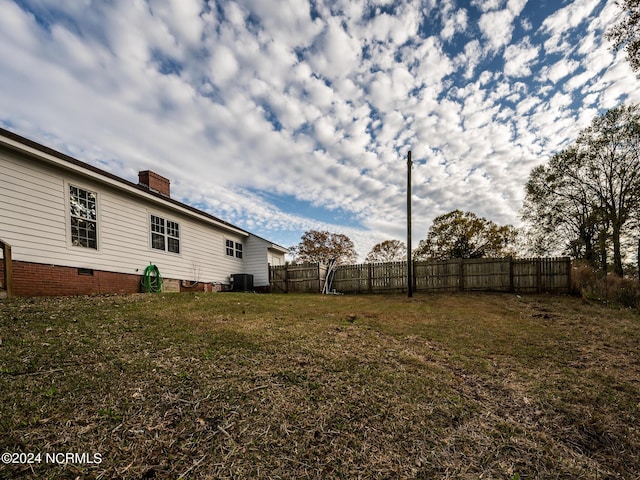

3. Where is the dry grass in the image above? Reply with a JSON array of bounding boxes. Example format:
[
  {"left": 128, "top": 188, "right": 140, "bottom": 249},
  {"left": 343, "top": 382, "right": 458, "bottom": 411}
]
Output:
[
  {"left": 1, "top": 292, "right": 639, "bottom": 479},
  {"left": 572, "top": 264, "right": 640, "bottom": 309}
]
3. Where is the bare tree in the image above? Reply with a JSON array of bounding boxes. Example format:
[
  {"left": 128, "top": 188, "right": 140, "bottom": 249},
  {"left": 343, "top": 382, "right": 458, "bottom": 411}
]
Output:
[
  {"left": 289, "top": 230, "right": 358, "bottom": 265},
  {"left": 365, "top": 240, "right": 406, "bottom": 263},
  {"left": 522, "top": 147, "right": 605, "bottom": 267},
  {"left": 522, "top": 104, "right": 640, "bottom": 276},
  {"left": 414, "top": 210, "right": 517, "bottom": 260},
  {"left": 576, "top": 104, "right": 640, "bottom": 276},
  {"left": 607, "top": 0, "right": 640, "bottom": 73}
]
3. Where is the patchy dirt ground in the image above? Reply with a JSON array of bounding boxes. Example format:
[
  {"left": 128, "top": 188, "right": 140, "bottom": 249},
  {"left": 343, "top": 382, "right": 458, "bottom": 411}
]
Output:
[{"left": 1, "top": 292, "right": 639, "bottom": 479}]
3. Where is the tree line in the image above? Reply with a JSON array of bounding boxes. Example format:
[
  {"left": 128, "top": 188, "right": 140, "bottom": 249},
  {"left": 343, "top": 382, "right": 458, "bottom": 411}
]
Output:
[
  {"left": 523, "top": 104, "right": 640, "bottom": 277},
  {"left": 288, "top": 209, "right": 518, "bottom": 265}
]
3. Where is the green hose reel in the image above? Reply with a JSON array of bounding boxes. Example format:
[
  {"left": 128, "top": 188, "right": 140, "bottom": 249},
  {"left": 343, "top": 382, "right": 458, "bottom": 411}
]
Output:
[{"left": 141, "top": 264, "right": 163, "bottom": 293}]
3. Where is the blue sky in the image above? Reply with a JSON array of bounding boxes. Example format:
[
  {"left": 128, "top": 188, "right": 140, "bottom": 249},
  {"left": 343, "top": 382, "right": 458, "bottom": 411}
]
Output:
[{"left": 0, "top": 0, "right": 638, "bottom": 260}]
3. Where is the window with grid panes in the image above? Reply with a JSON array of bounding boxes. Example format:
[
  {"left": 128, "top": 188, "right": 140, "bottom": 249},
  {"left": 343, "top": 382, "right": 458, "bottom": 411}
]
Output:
[
  {"left": 150, "top": 215, "right": 180, "bottom": 253},
  {"left": 69, "top": 185, "right": 97, "bottom": 249},
  {"left": 225, "top": 239, "right": 234, "bottom": 256},
  {"left": 225, "top": 239, "right": 243, "bottom": 258}
]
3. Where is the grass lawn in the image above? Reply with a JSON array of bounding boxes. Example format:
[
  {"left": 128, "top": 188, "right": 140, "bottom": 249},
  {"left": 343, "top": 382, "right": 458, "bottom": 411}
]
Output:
[{"left": 1, "top": 292, "right": 639, "bottom": 479}]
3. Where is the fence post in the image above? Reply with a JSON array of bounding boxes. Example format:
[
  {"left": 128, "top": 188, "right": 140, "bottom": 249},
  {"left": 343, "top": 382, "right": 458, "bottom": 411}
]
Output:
[
  {"left": 459, "top": 258, "right": 465, "bottom": 291},
  {"left": 536, "top": 258, "right": 542, "bottom": 293},
  {"left": 509, "top": 256, "right": 514, "bottom": 293},
  {"left": 412, "top": 260, "right": 417, "bottom": 293},
  {"left": 284, "top": 266, "right": 289, "bottom": 293},
  {"left": 1, "top": 240, "right": 13, "bottom": 299}
]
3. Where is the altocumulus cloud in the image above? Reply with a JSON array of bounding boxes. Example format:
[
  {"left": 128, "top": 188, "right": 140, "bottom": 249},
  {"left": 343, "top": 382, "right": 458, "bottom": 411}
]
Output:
[{"left": 0, "top": 0, "right": 638, "bottom": 259}]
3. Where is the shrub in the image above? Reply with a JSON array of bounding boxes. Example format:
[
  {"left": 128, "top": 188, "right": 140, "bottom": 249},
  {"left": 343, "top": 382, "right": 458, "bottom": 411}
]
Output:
[
  {"left": 606, "top": 275, "right": 640, "bottom": 308},
  {"left": 572, "top": 265, "right": 640, "bottom": 309}
]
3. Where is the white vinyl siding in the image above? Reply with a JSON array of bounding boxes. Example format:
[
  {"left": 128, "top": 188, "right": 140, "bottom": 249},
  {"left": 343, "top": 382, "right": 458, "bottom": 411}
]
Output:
[
  {"left": 268, "top": 250, "right": 285, "bottom": 266},
  {"left": 1, "top": 152, "right": 68, "bottom": 260},
  {"left": 0, "top": 142, "right": 283, "bottom": 287},
  {"left": 244, "top": 237, "right": 286, "bottom": 285},
  {"left": 244, "top": 236, "right": 270, "bottom": 286}
]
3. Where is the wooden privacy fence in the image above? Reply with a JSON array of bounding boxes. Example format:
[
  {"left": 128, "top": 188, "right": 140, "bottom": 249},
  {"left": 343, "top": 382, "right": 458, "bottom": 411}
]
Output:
[
  {"left": 270, "top": 257, "right": 572, "bottom": 295},
  {"left": 269, "top": 263, "right": 329, "bottom": 293}
]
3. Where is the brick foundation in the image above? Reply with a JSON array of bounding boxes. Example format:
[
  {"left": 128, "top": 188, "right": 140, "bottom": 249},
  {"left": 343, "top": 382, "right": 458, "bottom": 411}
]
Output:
[
  {"left": 0, "top": 259, "right": 233, "bottom": 297},
  {"left": 179, "top": 281, "right": 231, "bottom": 293},
  {"left": 0, "top": 260, "right": 141, "bottom": 297}
]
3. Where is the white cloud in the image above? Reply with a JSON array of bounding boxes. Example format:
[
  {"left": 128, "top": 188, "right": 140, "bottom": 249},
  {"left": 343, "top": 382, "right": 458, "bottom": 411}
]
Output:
[
  {"left": 455, "top": 39, "right": 483, "bottom": 79},
  {"left": 478, "top": 9, "right": 513, "bottom": 51},
  {"left": 237, "top": 0, "right": 322, "bottom": 45},
  {"left": 411, "top": 35, "right": 455, "bottom": 87},
  {"left": 542, "top": 0, "right": 601, "bottom": 34},
  {"left": 478, "top": 0, "right": 527, "bottom": 52},
  {"left": 209, "top": 46, "right": 240, "bottom": 86},
  {"left": 308, "top": 17, "right": 361, "bottom": 81},
  {"left": 515, "top": 96, "right": 541, "bottom": 116},
  {"left": 441, "top": 8, "right": 468, "bottom": 41},
  {"left": 360, "top": 2, "right": 421, "bottom": 46},
  {"left": 148, "top": 0, "right": 205, "bottom": 47},
  {"left": 564, "top": 69, "right": 596, "bottom": 92},
  {"left": 540, "top": 58, "right": 580, "bottom": 84},
  {"left": 541, "top": 0, "right": 601, "bottom": 54},
  {"left": 503, "top": 39, "right": 539, "bottom": 77},
  {"left": 471, "top": 0, "right": 506, "bottom": 13}
]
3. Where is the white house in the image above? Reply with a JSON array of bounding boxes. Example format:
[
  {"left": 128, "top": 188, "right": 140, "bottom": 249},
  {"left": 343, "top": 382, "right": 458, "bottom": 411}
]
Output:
[{"left": 0, "top": 127, "right": 287, "bottom": 296}]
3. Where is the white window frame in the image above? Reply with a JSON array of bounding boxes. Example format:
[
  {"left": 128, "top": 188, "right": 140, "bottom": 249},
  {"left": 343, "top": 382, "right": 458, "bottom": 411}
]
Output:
[
  {"left": 225, "top": 238, "right": 243, "bottom": 259},
  {"left": 225, "top": 239, "right": 235, "bottom": 257},
  {"left": 149, "top": 213, "right": 180, "bottom": 254},
  {"left": 67, "top": 183, "right": 99, "bottom": 250}
]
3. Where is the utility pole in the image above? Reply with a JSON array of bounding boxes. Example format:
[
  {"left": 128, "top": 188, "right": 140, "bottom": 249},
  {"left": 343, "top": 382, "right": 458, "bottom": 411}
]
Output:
[{"left": 407, "top": 150, "right": 413, "bottom": 298}]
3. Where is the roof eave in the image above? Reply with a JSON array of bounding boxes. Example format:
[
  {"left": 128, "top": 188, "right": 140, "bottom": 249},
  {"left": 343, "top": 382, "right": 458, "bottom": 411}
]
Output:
[{"left": 0, "top": 128, "right": 250, "bottom": 237}]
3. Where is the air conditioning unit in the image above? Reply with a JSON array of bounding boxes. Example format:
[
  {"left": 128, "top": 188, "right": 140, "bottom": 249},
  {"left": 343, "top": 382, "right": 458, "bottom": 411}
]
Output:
[{"left": 230, "top": 274, "right": 254, "bottom": 292}]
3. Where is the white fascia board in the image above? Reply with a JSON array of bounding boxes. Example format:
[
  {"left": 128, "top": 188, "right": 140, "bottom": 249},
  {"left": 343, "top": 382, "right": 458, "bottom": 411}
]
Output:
[
  {"left": 248, "top": 232, "right": 289, "bottom": 253},
  {"left": 268, "top": 244, "right": 289, "bottom": 254}
]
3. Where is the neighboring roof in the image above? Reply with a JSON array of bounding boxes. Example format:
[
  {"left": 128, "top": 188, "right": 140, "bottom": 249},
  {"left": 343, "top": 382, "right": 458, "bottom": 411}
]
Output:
[
  {"left": 0, "top": 127, "right": 288, "bottom": 253},
  {"left": 266, "top": 243, "right": 289, "bottom": 254}
]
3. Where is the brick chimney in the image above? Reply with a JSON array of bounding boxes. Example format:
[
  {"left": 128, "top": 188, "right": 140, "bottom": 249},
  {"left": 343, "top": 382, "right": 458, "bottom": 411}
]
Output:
[{"left": 138, "top": 170, "right": 170, "bottom": 197}]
